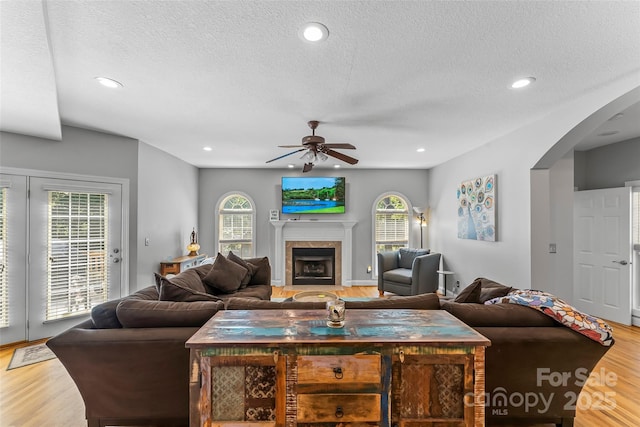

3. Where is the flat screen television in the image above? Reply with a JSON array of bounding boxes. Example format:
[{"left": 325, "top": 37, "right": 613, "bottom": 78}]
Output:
[{"left": 281, "top": 177, "right": 346, "bottom": 214}]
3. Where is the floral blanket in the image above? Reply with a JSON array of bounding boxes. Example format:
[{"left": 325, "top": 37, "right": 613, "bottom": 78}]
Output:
[{"left": 485, "top": 289, "right": 614, "bottom": 346}]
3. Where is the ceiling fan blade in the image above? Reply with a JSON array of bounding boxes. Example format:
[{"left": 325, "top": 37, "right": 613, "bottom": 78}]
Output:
[
  {"left": 323, "top": 143, "right": 356, "bottom": 149},
  {"left": 302, "top": 162, "right": 314, "bottom": 173},
  {"left": 266, "top": 148, "right": 306, "bottom": 163},
  {"left": 324, "top": 148, "right": 359, "bottom": 165}
]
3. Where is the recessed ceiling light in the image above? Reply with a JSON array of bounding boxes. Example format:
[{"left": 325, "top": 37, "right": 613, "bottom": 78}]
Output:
[
  {"left": 287, "top": 164, "right": 295, "bottom": 168},
  {"left": 95, "top": 77, "right": 123, "bottom": 88},
  {"left": 300, "top": 22, "right": 329, "bottom": 42},
  {"left": 334, "top": 164, "right": 341, "bottom": 168},
  {"left": 608, "top": 113, "right": 624, "bottom": 121},
  {"left": 511, "top": 77, "right": 536, "bottom": 89},
  {"left": 417, "top": 148, "right": 425, "bottom": 153},
  {"left": 597, "top": 131, "right": 619, "bottom": 137},
  {"left": 203, "top": 146, "right": 213, "bottom": 151}
]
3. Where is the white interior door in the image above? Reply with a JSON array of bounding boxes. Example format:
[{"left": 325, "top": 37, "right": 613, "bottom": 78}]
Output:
[
  {"left": 574, "top": 187, "right": 632, "bottom": 325},
  {"left": 0, "top": 174, "right": 28, "bottom": 345},
  {"left": 28, "top": 177, "right": 123, "bottom": 340}
]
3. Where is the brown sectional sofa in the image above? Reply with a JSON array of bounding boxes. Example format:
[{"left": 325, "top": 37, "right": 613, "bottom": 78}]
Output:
[{"left": 47, "top": 264, "right": 613, "bottom": 427}]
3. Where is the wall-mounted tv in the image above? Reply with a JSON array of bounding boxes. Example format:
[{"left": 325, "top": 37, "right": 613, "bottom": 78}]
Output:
[{"left": 282, "top": 177, "right": 345, "bottom": 214}]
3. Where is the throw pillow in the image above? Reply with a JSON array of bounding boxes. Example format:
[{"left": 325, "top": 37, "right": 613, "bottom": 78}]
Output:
[
  {"left": 227, "top": 251, "right": 258, "bottom": 288},
  {"left": 158, "top": 276, "right": 222, "bottom": 302},
  {"left": 454, "top": 280, "right": 482, "bottom": 303},
  {"left": 203, "top": 252, "right": 248, "bottom": 294},
  {"left": 154, "top": 269, "right": 207, "bottom": 294},
  {"left": 398, "top": 248, "right": 430, "bottom": 269},
  {"left": 246, "top": 256, "right": 271, "bottom": 286},
  {"left": 477, "top": 277, "right": 513, "bottom": 303}
]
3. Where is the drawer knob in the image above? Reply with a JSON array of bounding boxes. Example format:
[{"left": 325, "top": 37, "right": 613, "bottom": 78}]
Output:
[
  {"left": 335, "top": 406, "right": 344, "bottom": 418},
  {"left": 333, "top": 367, "right": 344, "bottom": 379}
]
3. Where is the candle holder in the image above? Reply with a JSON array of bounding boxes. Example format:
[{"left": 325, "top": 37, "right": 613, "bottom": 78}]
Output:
[{"left": 326, "top": 299, "right": 346, "bottom": 328}]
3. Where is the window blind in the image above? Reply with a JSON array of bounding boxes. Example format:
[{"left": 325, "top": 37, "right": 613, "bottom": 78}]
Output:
[
  {"left": 47, "top": 191, "right": 109, "bottom": 321},
  {"left": 218, "top": 195, "right": 254, "bottom": 257},
  {"left": 0, "top": 188, "right": 8, "bottom": 327}
]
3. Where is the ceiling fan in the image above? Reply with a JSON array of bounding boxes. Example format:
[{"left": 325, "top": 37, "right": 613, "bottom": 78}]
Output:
[{"left": 266, "top": 120, "right": 358, "bottom": 172}]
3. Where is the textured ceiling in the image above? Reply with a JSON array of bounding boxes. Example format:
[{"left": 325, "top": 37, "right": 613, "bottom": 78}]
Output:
[{"left": 1, "top": 1, "right": 639, "bottom": 169}]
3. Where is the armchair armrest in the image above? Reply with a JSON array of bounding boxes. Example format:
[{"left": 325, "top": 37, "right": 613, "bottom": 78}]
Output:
[
  {"left": 377, "top": 251, "right": 399, "bottom": 290},
  {"left": 411, "top": 253, "right": 442, "bottom": 294}
]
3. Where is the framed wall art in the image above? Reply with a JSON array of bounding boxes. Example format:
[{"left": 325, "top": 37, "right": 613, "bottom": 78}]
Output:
[{"left": 457, "top": 174, "right": 496, "bottom": 241}]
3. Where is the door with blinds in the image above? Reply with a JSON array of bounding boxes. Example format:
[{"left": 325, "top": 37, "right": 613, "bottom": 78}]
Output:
[{"left": 28, "top": 177, "right": 123, "bottom": 340}]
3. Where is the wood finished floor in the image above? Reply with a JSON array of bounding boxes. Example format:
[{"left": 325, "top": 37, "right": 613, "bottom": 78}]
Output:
[{"left": 0, "top": 286, "right": 638, "bottom": 427}]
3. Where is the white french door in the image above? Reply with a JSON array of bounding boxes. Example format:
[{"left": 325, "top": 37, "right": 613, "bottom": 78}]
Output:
[
  {"left": 28, "top": 177, "right": 123, "bottom": 340},
  {"left": 0, "top": 170, "right": 126, "bottom": 344},
  {"left": 574, "top": 187, "right": 632, "bottom": 325},
  {"left": 0, "top": 174, "right": 28, "bottom": 345}
]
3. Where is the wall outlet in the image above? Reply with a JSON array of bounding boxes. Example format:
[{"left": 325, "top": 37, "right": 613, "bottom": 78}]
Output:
[
  {"left": 144, "top": 237, "right": 150, "bottom": 246},
  {"left": 549, "top": 243, "right": 557, "bottom": 253},
  {"left": 455, "top": 280, "right": 460, "bottom": 289},
  {"left": 366, "top": 265, "right": 372, "bottom": 273}
]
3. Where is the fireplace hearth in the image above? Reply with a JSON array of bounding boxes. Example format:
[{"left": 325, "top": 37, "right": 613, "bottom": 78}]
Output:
[{"left": 292, "top": 247, "right": 335, "bottom": 285}]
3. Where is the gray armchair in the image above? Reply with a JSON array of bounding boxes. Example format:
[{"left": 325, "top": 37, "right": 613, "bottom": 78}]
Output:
[{"left": 377, "top": 249, "right": 441, "bottom": 296}]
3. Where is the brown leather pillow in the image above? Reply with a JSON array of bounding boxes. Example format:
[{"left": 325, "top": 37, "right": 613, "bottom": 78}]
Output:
[
  {"left": 454, "top": 280, "right": 482, "bottom": 303},
  {"left": 245, "top": 256, "right": 271, "bottom": 286},
  {"left": 158, "top": 276, "right": 222, "bottom": 302},
  {"left": 476, "top": 277, "right": 514, "bottom": 303},
  {"left": 153, "top": 269, "right": 207, "bottom": 294},
  {"left": 227, "top": 251, "right": 257, "bottom": 288},
  {"left": 203, "top": 253, "right": 248, "bottom": 294}
]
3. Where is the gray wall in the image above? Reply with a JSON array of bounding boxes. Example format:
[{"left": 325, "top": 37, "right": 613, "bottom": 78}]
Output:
[
  {"left": 428, "top": 82, "right": 639, "bottom": 295},
  {"left": 574, "top": 138, "right": 640, "bottom": 190},
  {"left": 136, "top": 142, "right": 199, "bottom": 290},
  {"left": 0, "top": 126, "right": 140, "bottom": 288},
  {"left": 198, "top": 168, "right": 429, "bottom": 282}
]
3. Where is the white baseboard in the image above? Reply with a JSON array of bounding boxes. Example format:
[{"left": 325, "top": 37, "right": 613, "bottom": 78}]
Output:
[{"left": 633, "top": 316, "right": 640, "bottom": 327}]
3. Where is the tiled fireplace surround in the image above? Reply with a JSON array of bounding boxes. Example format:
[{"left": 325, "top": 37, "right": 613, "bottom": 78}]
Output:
[{"left": 270, "top": 220, "right": 357, "bottom": 287}]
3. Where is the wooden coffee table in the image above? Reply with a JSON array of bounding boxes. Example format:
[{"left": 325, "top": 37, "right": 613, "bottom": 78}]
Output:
[{"left": 186, "top": 309, "right": 490, "bottom": 426}]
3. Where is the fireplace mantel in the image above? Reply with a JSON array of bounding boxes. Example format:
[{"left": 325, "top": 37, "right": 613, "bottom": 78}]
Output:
[{"left": 270, "top": 220, "right": 357, "bottom": 287}]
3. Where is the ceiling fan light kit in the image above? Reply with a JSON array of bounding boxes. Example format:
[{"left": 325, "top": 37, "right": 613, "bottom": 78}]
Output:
[{"left": 266, "top": 120, "right": 359, "bottom": 173}]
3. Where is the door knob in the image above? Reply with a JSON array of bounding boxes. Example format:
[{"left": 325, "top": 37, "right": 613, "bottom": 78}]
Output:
[{"left": 612, "top": 260, "right": 629, "bottom": 266}]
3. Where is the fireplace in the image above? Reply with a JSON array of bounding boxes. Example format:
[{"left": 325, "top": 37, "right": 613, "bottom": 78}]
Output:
[
  {"left": 271, "top": 220, "right": 356, "bottom": 287},
  {"left": 292, "top": 247, "right": 335, "bottom": 285}
]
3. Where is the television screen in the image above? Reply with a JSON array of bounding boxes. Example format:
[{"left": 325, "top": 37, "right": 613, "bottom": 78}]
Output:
[{"left": 281, "top": 177, "right": 345, "bottom": 214}]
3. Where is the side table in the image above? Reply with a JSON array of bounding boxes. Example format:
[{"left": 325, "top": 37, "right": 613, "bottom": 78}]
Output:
[{"left": 437, "top": 270, "right": 455, "bottom": 296}]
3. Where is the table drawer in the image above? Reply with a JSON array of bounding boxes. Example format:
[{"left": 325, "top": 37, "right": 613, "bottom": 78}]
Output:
[
  {"left": 297, "top": 354, "right": 381, "bottom": 385},
  {"left": 297, "top": 393, "right": 381, "bottom": 422}
]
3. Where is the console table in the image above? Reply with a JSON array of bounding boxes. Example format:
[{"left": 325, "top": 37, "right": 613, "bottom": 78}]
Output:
[
  {"left": 186, "top": 309, "right": 490, "bottom": 426},
  {"left": 159, "top": 254, "right": 207, "bottom": 276}
]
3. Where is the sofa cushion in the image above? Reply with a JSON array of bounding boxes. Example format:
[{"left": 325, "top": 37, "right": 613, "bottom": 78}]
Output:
[
  {"left": 454, "top": 280, "right": 482, "bottom": 303},
  {"left": 203, "top": 253, "right": 248, "bottom": 293},
  {"left": 398, "top": 248, "right": 430, "bottom": 269},
  {"left": 383, "top": 268, "right": 412, "bottom": 285},
  {"left": 116, "top": 299, "right": 224, "bottom": 328},
  {"left": 225, "top": 293, "right": 441, "bottom": 311},
  {"left": 227, "top": 251, "right": 258, "bottom": 288},
  {"left": 245, "top": 256, "right": 271, "bottom": 286},
  {"left": 154, "top": 269, "right": 207, "bottom": 294},
  {"left": 91, "top": 299, "right": 123, "bottom": 329},
  {"left": 441, "top": 301, "right": 557, "bottom": 327},
  {"left": 225, "top": 298, "right": 327, "bottom": 310},
  {"left": 158, "top": 276, "right": 222, "bottom": 302},
  {"left": 345, "top": 293, "right": 440, "bottom": 310}
]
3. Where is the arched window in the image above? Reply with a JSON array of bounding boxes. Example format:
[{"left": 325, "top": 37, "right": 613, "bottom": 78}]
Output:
[
  {"left": 374, "top": 193, "right": 410, "bottom": 254},
  {"left": 217, "top": 193, "right": 255, "bottom": 257}
]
